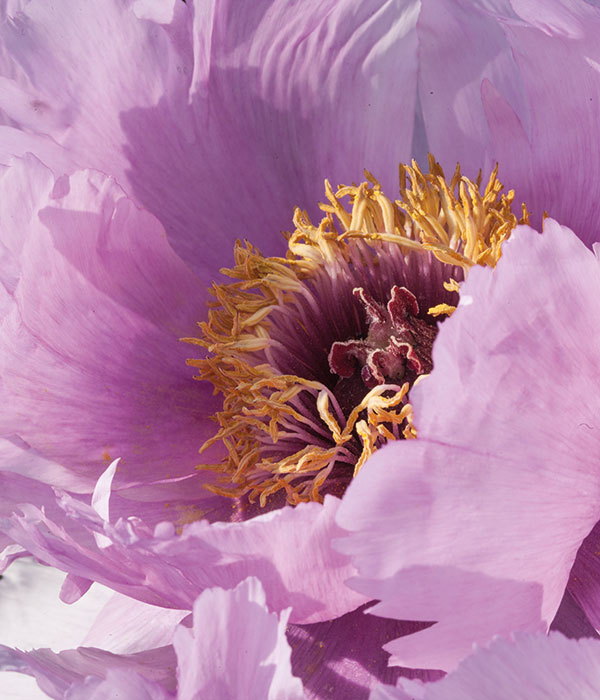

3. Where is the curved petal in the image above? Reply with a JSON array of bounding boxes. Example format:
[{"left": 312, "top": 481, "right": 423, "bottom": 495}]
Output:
[
  {"left": 0, "top": 486, "right": 367, "bottom": 623},
  {"left": 0, "top": 155, "right": 220, "bottom": 489},
  {"left": 419, "top": 632, "right": 600, "bottom": 700},
  {"left": 371, "top": 632, "right": 600, "bottom": 700},
  {"left": 420, "top": 0, "right": 600, "bottom": 245},
  {"left": 174, "top": 577, "right": 304, "bottom": 700},
  {"left": 336, "top": 220, "right": 600, "bottom": 670},
  {"left": 0, "top": 0, "right": 421, "bottom": 276},
  {"left": 0, "top": 645, "right": 176, "bottom": 699}
]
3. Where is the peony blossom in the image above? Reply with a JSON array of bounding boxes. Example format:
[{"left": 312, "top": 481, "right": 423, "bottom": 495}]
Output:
[{"left": 2, "top": 0, "right": 600, "bottom": 697}]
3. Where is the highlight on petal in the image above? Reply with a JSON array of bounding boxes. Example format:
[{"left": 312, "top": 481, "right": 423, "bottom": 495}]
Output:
[
  {"left": 371, "top": 632, "right": 600, "bottom": 700},
  {"left": 174, "top": 577, "right": 304, "bottom": 700},
  {"left": 336, "top": 220, "right": 600, "bottom": 670}
]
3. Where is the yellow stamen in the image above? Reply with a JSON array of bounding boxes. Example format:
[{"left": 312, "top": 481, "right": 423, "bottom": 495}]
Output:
[{"left": 184, "top": 156, "right": 526, "bottom": 505}]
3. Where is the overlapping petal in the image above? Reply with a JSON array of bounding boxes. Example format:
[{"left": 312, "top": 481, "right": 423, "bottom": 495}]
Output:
[
  {"left": 174, "top": 577, "right": 304, "bottom": 699},
  {"left": 0, "top": 155, "right": 219, "bottom": 491},
  {"left": 371, "top": 632, "right": 600, "bottom": 700},
  {"left": 336, "top": 220, "right": 600, "bottom": 670},
  {"left": 0, "top": 0, "right": 421, "bottom": 274},
  {"left": 419, "top": 0, "right": 600, "bottom": 245},
  {"left": 0, "top": 578, "right": 303, "bottom": 700},
  {"left": 0, "top": 469, "right": 366, "bottom": 623}
]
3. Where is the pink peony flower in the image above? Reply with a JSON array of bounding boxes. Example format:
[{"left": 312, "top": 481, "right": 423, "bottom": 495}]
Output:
[{"left": 2, "top": 0, "right": 600, "bottom": 696}]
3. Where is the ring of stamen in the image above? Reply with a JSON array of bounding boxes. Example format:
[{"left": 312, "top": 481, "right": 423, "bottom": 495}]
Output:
[{"left": 184, "top": 155, "right": 527, "bottom": 506}]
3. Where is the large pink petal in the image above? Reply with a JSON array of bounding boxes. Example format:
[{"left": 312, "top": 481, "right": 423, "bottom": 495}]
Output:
[
  {"left": 336, "top": 220, "right": 600, "bottom": 670},
  {"left": 420, "top": 0, "right": 600, "bottom": 245},
  {"left": 414, "top": 632, "right": 600, "bottom": 700},
  {"left": 0, "top": 155, "right": 220, "bottom": 490},
  {"left": 0, "top": 0, "right": 421, "bottom": 275},
  {"left": 371, "top": 632, "right": 600, "bottom": 699},
  {"left": 173, "top": 577, "right": 304, "bottom": 700}
]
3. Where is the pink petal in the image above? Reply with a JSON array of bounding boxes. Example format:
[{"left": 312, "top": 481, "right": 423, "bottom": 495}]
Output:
[
  {"left": 418, "top": 632, "right": 600, "bottom": 700},
  {"left": 0, "top": 0, "right": 420, "bottom": 275},
  {"left": 173, "top": 577, "right": 304, "bottom": 700},
  {"left": 336, "top": 220, "right": 600, "bottom": 670},
  {"left": 1, "top": 487, "right": 366, "bottom": 623},
  {"left": 83, "top": 593, "right": 188, "bottom": 655},
  {"left": 0, "top": 155, "right": 220, "bottom": 490},
  {"left": 66, "top": 670, "right": 173, "bottom": 700},
  {"left": 0, "top": 645, "right": 176, "bottom": 699},
  {"left": 420, "top": 0, "right": 600, "bottom": 245}
]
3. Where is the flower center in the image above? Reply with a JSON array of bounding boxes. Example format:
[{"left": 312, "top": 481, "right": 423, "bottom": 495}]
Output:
[
  {"left": 330, "top": 285, "right": 436, "bottom": 385},
  {"left": 185, "top": 156, "right": 527, "bottom": 507}
]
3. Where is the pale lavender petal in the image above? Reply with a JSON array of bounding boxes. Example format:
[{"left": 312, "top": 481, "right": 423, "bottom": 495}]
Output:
[
  {"left": 0, "top": 0, "right": 421, "bottom": 275},
  {"left": 415, "top": 632, "right": 600, "bottom": 699},
  {"left": 417, "top": 0, "right": 529, "bottom": 179},
  {"left": 0, "top": 155, "right": 220, "bottom": 491},
  {"left": 336, "top": 220, "right": 600, "bottom": 670},
  {"left": 66, "top": 671, "right": 173, "bottom": 700},
  {"left": 83, "top": 594, "right": 188, "bottom": 655},
  {"left": 1, "top": 489, "right": 366, "bottom": 623},
  {"left": 420, "top": 0, "right": 600, "bottom": 245},
  {"left": 0, "top": 645, "right": 176, "bottom": 699},
  {"left": 173, "top": 577, "right": 304, "bottom": 700}
]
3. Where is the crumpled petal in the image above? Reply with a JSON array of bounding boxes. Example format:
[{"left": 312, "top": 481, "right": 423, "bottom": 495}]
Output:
[
  {"left": 371, "top": 632, "right": 600, "bottom": 700},
  {"left": 0, "top": 478, "right": 366, "bottom": 623},
  {"left": 174, "top": 577, "right": 304, "bottom": 700},
  {"left": 0, "top": 0, "right": 421, "bottom": 275},
  {"left": 0, "top": 645, "right": 177, "bottom": 699},
  {"left": 0, "top": 155, "right": 220, "bottom": 491},
  {"left": 336, "top": 220, "right": 600, "bottom": 670}
]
